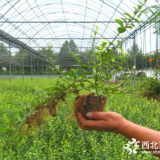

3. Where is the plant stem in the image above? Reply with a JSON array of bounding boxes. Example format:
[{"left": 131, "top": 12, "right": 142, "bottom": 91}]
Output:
[
  {"left": 63, "top": 79, "right": 94, "bottom": 93},
  {"left": 95, "top": 63, "right": 98, "bottom": 95}
]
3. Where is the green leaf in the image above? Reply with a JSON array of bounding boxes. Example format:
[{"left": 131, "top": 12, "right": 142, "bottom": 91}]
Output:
[
  {"left": 88, "top": 61, "right": 93, "bottom": 65},
  {"left": 134, "top": 18, "right": 140, "bottom": 23},
  {"left": 72, "top": 53, "right": 76, "bottom": 58},
  {"left": 131, "top": 23, "right": 135, "bottom": 27},
  {"left": 126, "top": 26, "right": 133, "bottom": 29},
  {"left": 117, "top": 40, "right": 122, "bottom": 44},
  {"left": 19, "top": 112, "right": 24, "bottom": 120},
  {"left": 0, "top": 127, "right": 10, "bottom": 132},
  {"left": 115, "top": 19, "right": 124, "bottom": 27},
  {"left": 80, "top": 83, "right": 85, "bottom": 88},
  {"left": 118, "top": 66, "right": 122, "bottom": 69},
  {"left": 121, "top": 18, "right": 127, "bottom": 23},
  {"left": 109, "top": 42, "right": 114, "bottom": 45},
  {"left": 87, "top": 55, "right": 91, "bottom": 58},
  {"left": 124, "top": 13, "right": 132, "bottom": 18},
  {"left": 101, "top": 41, "right": 107, "bottom": 47},
  {"left": 121, "top": 51, "right": 125, "bottom": 56},
  {"left": 94, "top": 31, "right": 97, "bottom": 35},
  {"left": 118, "top": 27, "right": 126, "bottom": 33},
  {"left": 81, "top": 64, "right": 88, "bottom": 68},
  {"left": 138, "top": 5, "right": 142, "bottom": 10},
  {"left": 64, "top": 71, "right": 69, "bottom": 76},
  {"left": 96, "top": 46, "right": 101, "bottom": 50},
  {"left": 134, "top": 9, "right": 138, "bottom": 15},
  {"left": 110, "top": 54, "right": 115, "bottom": 62},
  {"left": 107, "top": 48, "right": 112, "bottom": 52}
]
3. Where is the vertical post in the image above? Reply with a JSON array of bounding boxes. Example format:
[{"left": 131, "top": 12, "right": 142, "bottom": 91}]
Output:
[
  {"left": 143, "top": 29, "right": 147, "bottom": 73},
  {"left": 33, "top": 55, "right": 35, "bottom": 78},
  {"left": 41, "top": 59, "right": 43, "bottom": 76},
  {"left": 156, "top": 33, "right": 158, "bottom": 79},
  {"left": 31, "top": 54, "right": 33, "bottom": 79},
  {"left": 133, "top": 36, "right": 136, "bottom": 88},
  {"left": 22, "top": 49, "right": 24, "bottom": 80},
  {"left": 20, "top": 64, "right": 22, "bottom": 77},
  {"left": 9, "top": 44, "right": 11, "bottom": 82},
  {"left": 46, "top": 60, "right": 47, "bottom": 77},
  {"left": 37, "top": 58, "right": 38, "bottom": 77},
  {"left": 42, "top": 60, "right": 44, "bottom": 76},
  {"left": 48, "top": 59, "right": 51, "bottom": 76},
  {"left": 120, "top": 46, "right": 123, "bottom": 81}
]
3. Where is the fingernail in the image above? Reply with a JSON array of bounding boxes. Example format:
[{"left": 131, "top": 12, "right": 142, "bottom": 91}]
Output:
[{"left": 86, "top": 112, "right": 92, "bottom": 117}]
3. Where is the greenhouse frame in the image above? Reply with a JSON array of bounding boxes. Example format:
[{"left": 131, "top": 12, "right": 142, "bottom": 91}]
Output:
[{"left": 0, "top": 0, "right": 160, "bottom": 159}]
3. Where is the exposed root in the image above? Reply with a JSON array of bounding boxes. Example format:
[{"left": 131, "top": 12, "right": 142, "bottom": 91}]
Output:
[
  {"left": 3, "top": 96, "right": 67, "bottom": 149},
  {"left": 71, "top": 93, "right": 107, "bottom": 119},
  {"left": 20, "top": 98, "right": 57, "bottom": 132}
]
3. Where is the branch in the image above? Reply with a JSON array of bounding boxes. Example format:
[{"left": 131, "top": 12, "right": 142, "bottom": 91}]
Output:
[{"left": 104, "top": 0, "right": 147, "bottom": 52}]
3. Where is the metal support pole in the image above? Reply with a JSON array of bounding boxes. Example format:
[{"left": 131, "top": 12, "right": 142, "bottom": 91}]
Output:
[
  {"left": 22, "top": 50, "right": 24, "bottom": 79},
  {"left": 37, "top": 58, "right": 38, "bottom": 77},
  {"left": 156, "top": 33, "right": 158, "bottom": 79},
  {"left": 9, "top": 44, "right": 11, "bottom": 82},
  {"left": 42, "top": 60, "right": 44, "bottom": 76},
  {"left": 45, "top": 60, "right": 47, "bottom": 77},
  {"left": 48, "top": 60, "right": 50, "bottom": 76},
  {"left": 121, "top": 51, "right": 123, "bottom": 81},
  {"left": 31, "top": 55, "right": 33, "bottom": 79},
  {"left": 33, "top": 56, "right": 35, "bottom": 77},
  {"left": 133, "top": 36, "right": 136, "bottom": 88}
]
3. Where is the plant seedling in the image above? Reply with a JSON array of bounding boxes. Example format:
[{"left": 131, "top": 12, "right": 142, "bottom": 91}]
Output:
[{"left": 44, "top": 0, "right": 148, "bottom": 119}]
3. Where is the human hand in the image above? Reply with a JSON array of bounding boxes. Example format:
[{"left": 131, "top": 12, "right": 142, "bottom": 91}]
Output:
[{"left": 76, "top": 111, "right": 127, "bottom": 133}]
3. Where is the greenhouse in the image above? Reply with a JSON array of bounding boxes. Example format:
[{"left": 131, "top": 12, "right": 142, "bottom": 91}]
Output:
[{"left": 0, "top": 0, "right": 160, "bottom": 159}]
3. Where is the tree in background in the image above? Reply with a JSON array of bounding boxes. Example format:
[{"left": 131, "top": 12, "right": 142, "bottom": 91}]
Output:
[
  {"left": 59, "top": 40, "right": 79, "bottom": 57},
  {"left": 14, "top": 48, "right": 29, "bottom": 61},
  {"left": 0, "top": 43, "right": 9, "bottom": 55},
  {"left": 58, "top": 40, "right": 79, "bottom": 68},
  {"left": 39, "top": 44, "right": 57, "bottom": 59},
  {"left": 69, "top": 39, "right": 79, "bottom": 53},
  {"left": 126, "top": 43, "right": 143, "bottom": 70},
  {"left": 127, "top": 43, "right": 143, "bottom": 56}
]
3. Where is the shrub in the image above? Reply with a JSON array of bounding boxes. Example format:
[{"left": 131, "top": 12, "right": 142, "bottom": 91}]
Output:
[
  {"left": 140, "top": 77, "right": 160, "bottom": 101},
  {"left": 117, "top": 73, "right": 131, "bottom": 80},
  {"left": 136, "top": 72, "right": 146, "bottom": 77}
]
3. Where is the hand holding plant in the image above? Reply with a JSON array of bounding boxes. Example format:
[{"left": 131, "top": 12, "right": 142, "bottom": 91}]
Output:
[{"left": 76, "top": 111, "right": 126, "bottom": 133}]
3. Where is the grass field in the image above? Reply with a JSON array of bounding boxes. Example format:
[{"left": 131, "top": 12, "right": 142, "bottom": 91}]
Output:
[{"left": 0, "top": 78, "right": 160, "bottom": 160}]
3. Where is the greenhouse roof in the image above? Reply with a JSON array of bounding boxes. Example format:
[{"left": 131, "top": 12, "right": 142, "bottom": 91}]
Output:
[{"left": 0, "top": 0, "right": 159, "bottom": 53}]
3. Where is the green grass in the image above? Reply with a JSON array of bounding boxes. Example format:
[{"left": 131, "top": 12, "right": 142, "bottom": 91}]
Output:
[{"left": 0, "top": 78, "right": 160, "bottom": 160}]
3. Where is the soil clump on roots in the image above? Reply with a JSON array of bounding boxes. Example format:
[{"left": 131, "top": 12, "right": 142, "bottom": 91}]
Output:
[{"left": 73, "top": 93, "right": 107, "bottom": 119}]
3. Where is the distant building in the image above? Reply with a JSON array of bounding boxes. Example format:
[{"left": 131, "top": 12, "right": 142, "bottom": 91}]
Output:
[{"left": 1, "top": 67, "right": 7, "bottom": 71}]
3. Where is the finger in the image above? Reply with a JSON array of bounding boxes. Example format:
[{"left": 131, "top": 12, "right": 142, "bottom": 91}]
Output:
[
  {"left": 77, "top": 112, "right": 105, "bottom": 130},
  {"left": 76, "top": 113, "right": 93, "bottom": 130},
  {"left": 86, "top": 112, "right": 108, "bottom": 120},
  {"left": 76, "top": 112, "right": 87, "bottom": 129},
  {"left": 77, "top": 112, "right": 87, "bottom": 125}
]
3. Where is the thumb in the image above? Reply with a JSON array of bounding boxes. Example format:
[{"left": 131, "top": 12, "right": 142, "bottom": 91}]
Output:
[{"left": 86, "top": 112, "right": 107, "bottom": 120}]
